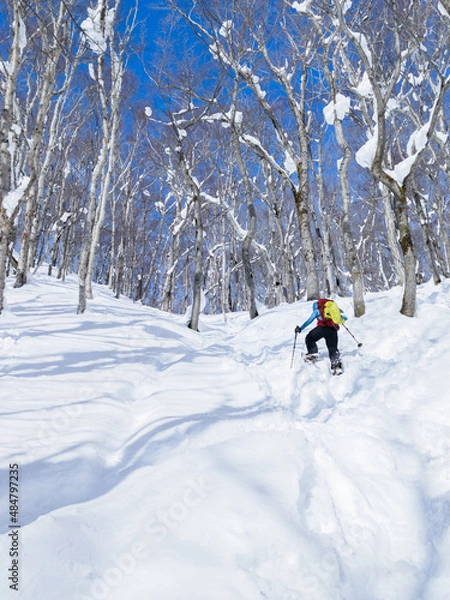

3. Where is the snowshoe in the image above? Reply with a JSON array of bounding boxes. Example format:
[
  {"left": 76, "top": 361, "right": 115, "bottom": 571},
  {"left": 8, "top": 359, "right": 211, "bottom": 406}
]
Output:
[
  {"left": 331, "top": 365, "right": 343, "bottom": 376},
  {"left": 331, "top": 360, "right": 343, "bottom": 376},
  {"left": 303, "top": 353, "right": 319, "bottom": 363}
]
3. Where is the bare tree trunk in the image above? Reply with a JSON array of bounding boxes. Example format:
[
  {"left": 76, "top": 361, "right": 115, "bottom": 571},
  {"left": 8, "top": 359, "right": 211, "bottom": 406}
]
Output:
[
  {"left": 0, "top": 212, "right": 14, "bottom": 313},
  {"left": 440, "top": 0, "right": 450, "bottom": 15},
  {"left": 316, "top": 141, "right": 337, "bottom": 298},
  {"left": 394, "top": 190, "right": 417, "bottom": 316},
  {"left": 86, "top": 56, "right": 123, "bottom": 294},
  {"left": 220, "top": 213, "right": 229, "bottom": 319},
  {"left": 294, "top": 73, "right": 320, "bottom": 301},
  {"left": 77, "top": 133, "right": 108, "bottom": 313},
  {"left": 0, "top": 0, "right": 24, "bottom": 312},
  {"left": 436, "top": 193, "right": 450, "bottom": 277},
  {"left": 188, "top": 188, "right": 204, "bottom": 331},
  {"left": 241, "top": 202, "right": 258, "bottom": 319},
  {"left": 173, "top": 137, "right": 205, "bottom": 330},
  {"left": 380, "top": 184, "right": 404, "bottom": 285},
  {"left": 331, "top": 108, "right": 365, "bottom": 314},
  {"left": 265, "top": 169, "right": 293, "bottom": 303},
  {"left": 232, "top": 91, "right": 259, "bottom": 319},
  {"left": 113, "top": 191, "right": 130, "bottom": 299},
  {"left": 412, "top": 189, "right": 446, "bottom": 284},
  {"left": 434, "top": 113, "right": 450, "bottom": 276},
  {"left": 161, "top": 243, "right": 176, "bottom": 312}
]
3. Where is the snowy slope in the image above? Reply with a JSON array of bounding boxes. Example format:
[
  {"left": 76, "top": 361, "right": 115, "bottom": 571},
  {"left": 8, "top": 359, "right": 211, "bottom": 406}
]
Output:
[{"left": 1, "top": 273, "right": 450, "bottom": 600}]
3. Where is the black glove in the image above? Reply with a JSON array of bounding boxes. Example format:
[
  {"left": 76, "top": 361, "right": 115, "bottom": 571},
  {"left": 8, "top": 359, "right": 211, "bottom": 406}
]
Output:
[{"left": 295, "top": 325, "right": 302, "bottom": 334}]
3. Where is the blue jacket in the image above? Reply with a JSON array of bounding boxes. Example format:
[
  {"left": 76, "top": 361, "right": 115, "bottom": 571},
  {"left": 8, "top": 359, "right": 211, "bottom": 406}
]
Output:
[{"left": 299, "top": 300, "right": 347, "bottom": 331}]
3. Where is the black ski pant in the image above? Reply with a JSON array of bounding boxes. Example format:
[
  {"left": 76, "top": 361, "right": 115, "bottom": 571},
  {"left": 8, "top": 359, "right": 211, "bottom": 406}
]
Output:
[{"left": 305, "top": 326, "right": 340, "bottom": 364}]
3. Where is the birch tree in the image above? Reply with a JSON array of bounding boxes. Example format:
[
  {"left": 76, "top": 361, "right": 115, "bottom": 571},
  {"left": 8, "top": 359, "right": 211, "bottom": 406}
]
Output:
[
  {"left": 0, "top": 0, "right": 28, "bottom": 313},
  {"left": 171, "top": 113, "right": 205, "bottom": 331},
  {"left": 315, "top": 137, "right": 340, "bottom": 297},
  {"left": 77, "top": 0, "right": 134, "bottom": 313},
  {"left": 429, "top": 112, "right": 450, "bottom": 276},
  {"left": 333, "top": 0, "right": 450, "bottom": 316},
  {"left": 14, "top": 0, "right": 82, "bottom": 288},
  {"left": 314, "top": 21, "right": 366, "bottom": 316}
]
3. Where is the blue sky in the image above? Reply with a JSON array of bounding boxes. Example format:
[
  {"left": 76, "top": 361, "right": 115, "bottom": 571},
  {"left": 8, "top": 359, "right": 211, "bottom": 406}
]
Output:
[{"left": 135, "top": 0, "right": 171, "bottom": 50}]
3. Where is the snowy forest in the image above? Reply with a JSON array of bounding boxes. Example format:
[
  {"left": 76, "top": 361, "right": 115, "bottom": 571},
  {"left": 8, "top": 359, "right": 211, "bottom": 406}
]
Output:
[{"left": 1, "top": 0, "right": 449, "bottom": 328}]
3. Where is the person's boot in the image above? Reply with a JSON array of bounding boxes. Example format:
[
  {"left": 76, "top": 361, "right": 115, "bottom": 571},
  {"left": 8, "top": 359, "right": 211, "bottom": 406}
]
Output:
[{"left": 331, "top": 353, "right": 343, "bottom": 375}]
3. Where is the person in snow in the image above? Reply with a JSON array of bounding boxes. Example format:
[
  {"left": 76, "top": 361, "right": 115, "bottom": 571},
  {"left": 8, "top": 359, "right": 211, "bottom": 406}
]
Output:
[{"left": 295, "top": 299, "right": 347, "bottom": 372}]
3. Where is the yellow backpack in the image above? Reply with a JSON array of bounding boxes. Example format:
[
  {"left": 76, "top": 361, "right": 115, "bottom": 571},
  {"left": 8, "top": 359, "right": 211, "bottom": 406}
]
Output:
[{"left": 318, "top": 298, "right": 346, "bottom": 326}]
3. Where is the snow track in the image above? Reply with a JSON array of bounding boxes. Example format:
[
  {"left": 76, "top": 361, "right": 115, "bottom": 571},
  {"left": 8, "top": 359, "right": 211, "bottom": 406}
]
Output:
[{"left": 1, "top": 273, "right": 450, "bottom": 599}]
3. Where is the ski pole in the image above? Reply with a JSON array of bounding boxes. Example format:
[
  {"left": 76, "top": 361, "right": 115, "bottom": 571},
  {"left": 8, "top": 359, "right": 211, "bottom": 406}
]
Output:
[
  {"left": 342, "top": 323, "right": 363, "bottom": 347},
  {"left": 290, "top": 331, "right": 298, "bottom": 369}
]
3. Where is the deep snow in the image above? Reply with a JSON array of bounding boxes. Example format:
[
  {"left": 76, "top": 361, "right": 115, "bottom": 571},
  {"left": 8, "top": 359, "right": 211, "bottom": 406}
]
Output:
[{"left": 1, "top": 273, "right": 450, "bottom": 600}]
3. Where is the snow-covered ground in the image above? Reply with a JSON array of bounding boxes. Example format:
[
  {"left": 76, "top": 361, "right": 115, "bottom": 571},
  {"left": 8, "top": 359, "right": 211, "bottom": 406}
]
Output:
[{"left": 1, "top": 272, "right": 450, "bottom": 600}]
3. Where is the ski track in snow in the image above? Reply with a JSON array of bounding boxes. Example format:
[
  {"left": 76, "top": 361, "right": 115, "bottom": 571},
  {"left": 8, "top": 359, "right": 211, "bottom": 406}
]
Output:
[{"left": 1, "top": 273, "right": 450, "bottom": 599}]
